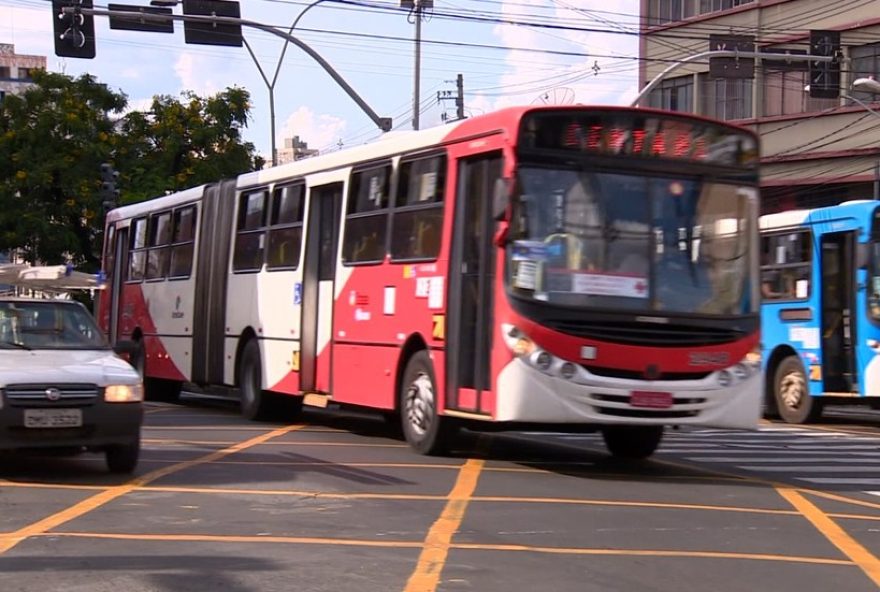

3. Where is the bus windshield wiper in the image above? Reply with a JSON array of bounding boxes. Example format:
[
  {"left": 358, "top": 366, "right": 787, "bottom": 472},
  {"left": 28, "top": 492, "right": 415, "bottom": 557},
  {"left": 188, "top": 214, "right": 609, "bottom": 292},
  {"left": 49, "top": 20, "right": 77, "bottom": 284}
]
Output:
[{"left": 0, "top": 341, "right": 31, "bottom": 350}]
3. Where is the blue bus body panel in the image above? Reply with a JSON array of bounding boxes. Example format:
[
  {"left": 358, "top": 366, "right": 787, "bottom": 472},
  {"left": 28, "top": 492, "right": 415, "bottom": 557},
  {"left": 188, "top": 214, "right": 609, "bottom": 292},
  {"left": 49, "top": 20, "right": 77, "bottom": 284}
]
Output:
[{"left": 760, "top": 200, "right": 880, "bottom": 399}]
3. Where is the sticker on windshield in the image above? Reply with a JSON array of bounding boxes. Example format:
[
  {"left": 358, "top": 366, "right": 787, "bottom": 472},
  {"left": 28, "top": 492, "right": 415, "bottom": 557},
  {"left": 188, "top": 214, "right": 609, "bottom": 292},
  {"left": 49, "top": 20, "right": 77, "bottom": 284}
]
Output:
[
  {"left": 514, "top": 261, "right": 538, "bottom": 290},
  {"left": 511, "top": 240, "right": 548, "bottom": 261},
  {"left": 572, "top": 272, "right": 649, "bottom": 298}
]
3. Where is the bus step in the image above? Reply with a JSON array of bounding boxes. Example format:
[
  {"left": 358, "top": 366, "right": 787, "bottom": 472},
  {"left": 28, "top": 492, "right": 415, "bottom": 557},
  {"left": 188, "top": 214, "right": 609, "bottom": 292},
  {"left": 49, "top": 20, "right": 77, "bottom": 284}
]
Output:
[{"left": 303, "top": 392, "right": 330, "bottom": 408}]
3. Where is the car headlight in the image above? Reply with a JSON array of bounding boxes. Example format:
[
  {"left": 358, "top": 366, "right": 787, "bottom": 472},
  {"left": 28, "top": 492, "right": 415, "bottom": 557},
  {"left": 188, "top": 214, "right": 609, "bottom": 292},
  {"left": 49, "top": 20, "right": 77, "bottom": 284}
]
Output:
[{"left": 105, "top": 383, "right": 144, "bottom": 403}]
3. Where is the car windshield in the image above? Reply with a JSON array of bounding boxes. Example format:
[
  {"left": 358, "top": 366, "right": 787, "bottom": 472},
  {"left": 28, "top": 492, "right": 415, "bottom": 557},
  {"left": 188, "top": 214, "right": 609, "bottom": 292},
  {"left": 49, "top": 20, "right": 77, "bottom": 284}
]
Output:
[
  {"left": 506, "top": 166, "right": 756, "bottom": 315},
  {"left": 0, "top": 301, "right": 109, "bottom": 350}
]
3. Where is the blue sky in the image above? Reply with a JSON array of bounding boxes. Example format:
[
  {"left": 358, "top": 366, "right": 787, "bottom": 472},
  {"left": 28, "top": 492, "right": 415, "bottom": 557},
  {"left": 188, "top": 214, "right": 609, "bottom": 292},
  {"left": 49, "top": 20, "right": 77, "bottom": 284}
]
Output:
[{"left": 1, "top": 0, "right": 641, "bottom": 161}]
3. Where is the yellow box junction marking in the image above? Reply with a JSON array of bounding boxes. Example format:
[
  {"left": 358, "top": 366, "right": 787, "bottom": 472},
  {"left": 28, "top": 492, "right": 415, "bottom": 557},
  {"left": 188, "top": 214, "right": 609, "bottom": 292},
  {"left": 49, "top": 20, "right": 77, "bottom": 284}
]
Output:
[
  {"left": 777, "top": 487, "right": 880, "bottom": 587},
  {"left": 404, "top": 458, "right": 484, "bottom": 592},
  {"left": 0, "top": 423, "right": 304, "bottom": 555}
]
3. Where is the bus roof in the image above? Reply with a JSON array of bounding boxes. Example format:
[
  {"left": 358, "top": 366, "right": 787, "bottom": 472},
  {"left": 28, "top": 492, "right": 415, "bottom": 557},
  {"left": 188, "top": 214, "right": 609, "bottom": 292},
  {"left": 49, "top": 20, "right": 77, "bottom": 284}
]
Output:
[
  {"left": 106, "top": 184, "right": 208, "bottom": 223},
  {"left": 760, "top": 200, "right": 880, "bottom": 231}
]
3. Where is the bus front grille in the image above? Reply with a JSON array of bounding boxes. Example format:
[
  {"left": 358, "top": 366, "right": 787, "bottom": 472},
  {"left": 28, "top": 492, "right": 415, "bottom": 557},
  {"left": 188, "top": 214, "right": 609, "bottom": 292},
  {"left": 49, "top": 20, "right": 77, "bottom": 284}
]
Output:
[{"left": 544, "top": 319, "right": 742, "bottom": 347}]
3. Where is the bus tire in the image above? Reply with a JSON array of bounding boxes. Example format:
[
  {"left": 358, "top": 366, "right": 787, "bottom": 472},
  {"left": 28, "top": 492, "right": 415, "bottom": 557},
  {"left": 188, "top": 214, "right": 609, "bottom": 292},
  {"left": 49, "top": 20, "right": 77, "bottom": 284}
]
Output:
[
  {"left": 601, "top": 425, "right": 664, "bottom": 459},
  {"left": 774, "top": 355, "right": 822, "bottom": 424},
  {"left": 239, "top": 339, "right": 272, "bottom": 421},
  {"left": 400, "top": 351, "right": 455, "bottom": 455}
]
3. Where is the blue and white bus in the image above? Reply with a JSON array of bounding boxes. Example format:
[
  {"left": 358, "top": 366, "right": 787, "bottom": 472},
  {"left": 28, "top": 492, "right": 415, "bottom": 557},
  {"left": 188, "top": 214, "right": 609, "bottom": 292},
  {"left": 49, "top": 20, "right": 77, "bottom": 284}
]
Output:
[{"left": 760, "top": 200, "right": 880, "bottom": 423}]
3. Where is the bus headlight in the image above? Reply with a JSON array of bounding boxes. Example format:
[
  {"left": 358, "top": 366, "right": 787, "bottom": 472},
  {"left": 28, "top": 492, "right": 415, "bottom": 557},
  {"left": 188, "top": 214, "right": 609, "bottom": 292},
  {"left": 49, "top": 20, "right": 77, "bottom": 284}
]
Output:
[
  {"left": 105, "top": 383, "right": 144, "bottom": 403},
  {"left": 718, "top": 371, "right": 733, "bottom": 387},
  {"left": 535, "top": 352, "right": 552, "bottom": 371},
  {"left": 502, "top": 324, "right": 535, "bottom": 357},
  {"left": 560, "top": 363, "right": 577, "bottom": 380}
]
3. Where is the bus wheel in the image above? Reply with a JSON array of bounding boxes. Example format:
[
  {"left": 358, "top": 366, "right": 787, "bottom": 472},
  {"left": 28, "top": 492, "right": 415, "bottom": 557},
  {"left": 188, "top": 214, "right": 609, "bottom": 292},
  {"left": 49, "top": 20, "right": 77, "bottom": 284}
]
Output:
[
  {"left": 774, "top": 355, "right": 822, "bottom": 424},
  {"left": 239, "top": 339, "right": 271, "bottom": 421},
  {"left": 601, "top": 425, "right": 664, "bottom": 460},
  {"left": 400, "top": 351, "right": 455, "bottom": 455}
]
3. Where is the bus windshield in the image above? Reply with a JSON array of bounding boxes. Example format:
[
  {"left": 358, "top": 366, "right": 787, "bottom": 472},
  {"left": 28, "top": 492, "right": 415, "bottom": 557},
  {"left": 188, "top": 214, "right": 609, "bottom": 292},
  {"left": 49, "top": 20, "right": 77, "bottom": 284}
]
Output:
[{"left": 507, "top": 166, "right": 755, "bottom": 316}]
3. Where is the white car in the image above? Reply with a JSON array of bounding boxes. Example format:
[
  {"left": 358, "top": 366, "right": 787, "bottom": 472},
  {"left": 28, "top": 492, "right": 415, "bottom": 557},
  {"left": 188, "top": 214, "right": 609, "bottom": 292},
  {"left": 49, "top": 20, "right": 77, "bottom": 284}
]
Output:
[{"left": 0, "top": 297, "right": 144, "bottom": 473}]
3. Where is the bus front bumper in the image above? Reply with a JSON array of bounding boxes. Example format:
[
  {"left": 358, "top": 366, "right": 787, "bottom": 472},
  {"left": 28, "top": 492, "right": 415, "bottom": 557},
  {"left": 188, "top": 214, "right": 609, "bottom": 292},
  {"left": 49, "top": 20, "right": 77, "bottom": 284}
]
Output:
[{"left": 493, "top": 359, "right": 762, "bottom": 429}]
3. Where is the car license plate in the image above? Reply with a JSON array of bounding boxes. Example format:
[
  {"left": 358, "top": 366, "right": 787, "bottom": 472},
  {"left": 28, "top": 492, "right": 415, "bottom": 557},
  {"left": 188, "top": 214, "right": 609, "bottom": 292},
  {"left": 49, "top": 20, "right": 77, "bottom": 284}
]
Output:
[
  {"left": 24, "top": 408, "right": 83, "bottom": 428},
  {"left": 630, "top": 391, "right": 674, "bottom": 409}
]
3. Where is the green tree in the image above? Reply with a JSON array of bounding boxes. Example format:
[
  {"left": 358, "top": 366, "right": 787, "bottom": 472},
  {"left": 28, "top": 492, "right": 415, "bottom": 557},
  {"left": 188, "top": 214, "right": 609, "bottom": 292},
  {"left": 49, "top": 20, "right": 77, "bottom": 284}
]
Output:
[
  {"left": 0, "top": 72, "right": 264, "bottom": 269},
  {"left": 119, "top": 87, "right": 264, "bottom": 202},
  {"left": 0, "top": 70, "right": 126, "bottom": 267}
]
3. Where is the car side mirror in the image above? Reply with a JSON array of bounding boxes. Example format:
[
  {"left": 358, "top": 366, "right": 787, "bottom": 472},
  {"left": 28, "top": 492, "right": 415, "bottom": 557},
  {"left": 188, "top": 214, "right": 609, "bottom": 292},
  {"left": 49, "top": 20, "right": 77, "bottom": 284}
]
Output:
[{"left": 113, "top": 340, "right": 138, "bottom": 360}]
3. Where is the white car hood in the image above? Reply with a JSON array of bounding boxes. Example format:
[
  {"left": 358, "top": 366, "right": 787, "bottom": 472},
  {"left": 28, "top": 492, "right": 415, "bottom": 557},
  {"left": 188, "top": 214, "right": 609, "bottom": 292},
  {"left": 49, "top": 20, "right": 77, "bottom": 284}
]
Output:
[{"left": 0, "top": 350, "right": 140, "bottom": 387}]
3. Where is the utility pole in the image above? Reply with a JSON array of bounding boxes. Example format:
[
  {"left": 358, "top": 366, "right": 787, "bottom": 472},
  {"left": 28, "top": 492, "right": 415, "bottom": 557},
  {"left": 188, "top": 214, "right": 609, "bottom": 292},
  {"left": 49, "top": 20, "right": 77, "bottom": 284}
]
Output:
[
  {"left": 437, "top": 74, "right": 465, "bottom": 123},
  {"left": 455, "top": 73, "right": 464, "bottom": 120},
  {"left": 402, "top": 0, "right": 432, "bottom": 130}
]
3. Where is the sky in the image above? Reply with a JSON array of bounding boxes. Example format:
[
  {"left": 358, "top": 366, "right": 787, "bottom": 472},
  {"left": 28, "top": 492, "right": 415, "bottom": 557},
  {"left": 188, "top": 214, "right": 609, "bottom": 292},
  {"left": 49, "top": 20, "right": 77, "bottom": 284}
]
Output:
[{"left": 1, "top": 0, "right": 641, "bottom": 162}]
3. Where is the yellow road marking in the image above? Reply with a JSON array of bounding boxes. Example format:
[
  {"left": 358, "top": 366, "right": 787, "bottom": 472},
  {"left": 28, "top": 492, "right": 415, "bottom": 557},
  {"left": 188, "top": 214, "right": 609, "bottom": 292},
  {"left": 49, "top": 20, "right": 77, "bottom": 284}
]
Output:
[
  {"left": 806, "top": 490, "right": 880, "bottom": 511},
  {"left": 451, "top": 542, "right": 853, "bottom": 565},
  {"left": 40, "top": 532, "right": 853, "bottom": 566},
  {"left": 404, "top": 458, "right": 484, "bottom": 592},
  {"left": 141, "top": 439, "right": 407, "bottom": 447},
  {"left": 0, "top": 424, "right": 303, "bottom": 555},
  {"left": 777, "top": 487, "right": 880, "bottom": 587}
]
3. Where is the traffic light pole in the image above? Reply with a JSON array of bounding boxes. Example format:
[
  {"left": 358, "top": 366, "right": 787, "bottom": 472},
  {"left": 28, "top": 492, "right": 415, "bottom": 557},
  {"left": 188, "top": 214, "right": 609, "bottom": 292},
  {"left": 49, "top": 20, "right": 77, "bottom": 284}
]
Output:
[
  {"left": 64, "top": 6, "right": 392, "bottom": 133},
  {"left": 632, "top": 50, "right": 837, "bottom": 108}
]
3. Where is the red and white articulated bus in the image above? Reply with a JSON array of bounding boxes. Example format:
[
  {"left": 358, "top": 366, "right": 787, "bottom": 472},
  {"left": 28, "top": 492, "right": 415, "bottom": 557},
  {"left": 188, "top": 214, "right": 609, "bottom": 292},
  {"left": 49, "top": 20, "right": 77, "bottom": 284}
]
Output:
[{"left": 97, "top": 105, "right": 762, "bottom": 458}]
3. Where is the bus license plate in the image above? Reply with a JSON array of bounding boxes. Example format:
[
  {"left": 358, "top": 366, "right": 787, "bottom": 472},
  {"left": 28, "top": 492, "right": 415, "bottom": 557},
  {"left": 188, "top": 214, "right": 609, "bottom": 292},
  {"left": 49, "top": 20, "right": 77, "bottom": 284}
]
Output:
[
  {"left": 24, "top": 409, "right": 83, "bottom": 428},
  {"left": 630, "top": 391, "right": 673, "bottom": 409}
]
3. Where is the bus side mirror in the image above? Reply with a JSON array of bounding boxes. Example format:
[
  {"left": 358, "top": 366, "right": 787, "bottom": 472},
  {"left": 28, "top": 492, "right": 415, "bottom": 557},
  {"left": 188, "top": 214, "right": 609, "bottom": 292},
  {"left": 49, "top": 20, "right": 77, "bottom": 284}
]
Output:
[
  {"left": 857, "top": 243, "right": 870, "bottom": 269},
  {"left": 493, "top": 178, "right": 510, "bottom": 221}
]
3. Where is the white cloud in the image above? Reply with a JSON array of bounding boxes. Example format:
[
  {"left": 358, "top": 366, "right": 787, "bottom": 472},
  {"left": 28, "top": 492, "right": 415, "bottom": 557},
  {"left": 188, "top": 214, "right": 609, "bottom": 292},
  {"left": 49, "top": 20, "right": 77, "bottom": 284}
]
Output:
[
  {"left": 280, "top": 106, "right": 347, "bottom": 153},
  {"left": 173, "top": 52, "right": 222, "bottom": 96},
  {"left": 477, "top": 0, "right": 639, "bottom": 110}
]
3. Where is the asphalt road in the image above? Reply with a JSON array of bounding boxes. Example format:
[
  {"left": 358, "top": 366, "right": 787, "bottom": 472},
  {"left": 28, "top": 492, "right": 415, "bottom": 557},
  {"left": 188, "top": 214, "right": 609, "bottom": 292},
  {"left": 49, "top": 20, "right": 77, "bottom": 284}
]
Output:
[{"left": 3, "top": 398, "right": 880, "bottom": 592}]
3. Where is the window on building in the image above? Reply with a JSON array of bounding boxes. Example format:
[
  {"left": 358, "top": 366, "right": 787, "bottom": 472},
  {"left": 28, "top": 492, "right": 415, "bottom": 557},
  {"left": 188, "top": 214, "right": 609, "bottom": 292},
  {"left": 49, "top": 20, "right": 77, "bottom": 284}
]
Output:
[
  {"left": 266, "top": 183, "right": 305, "bottom": 270},
  {"left": 233, "top": 189, "right": 268, "bottom": 272},
  {"left": 762, "top": 69, "right": 837, "bottom": 117},
  {"left": 16, "top": 67, "right": 33, "bottom": 80},
  {"left": 169, "top": 206, "right": 196, "bottom": 278},
  {"left": 0, "top": 67, "right": 10, "bottom": 79},
  {"left": 646, "top": 0, "right": 696, "bottom": 25},
  {"left": 647, "top": 75, "right": 694, "bottom": 112},
  {"left": 128, "top": 217, "right": 148, "bottom": 282},
  {"left": 342, "top": 163, "right": 391, "bottom": 264},
  {"left": 851, "top": 43, "right": 880, "bottom": 104},
  {"left": 699, "top": 0, "right": 753, "bottom": 14},
  {"left": 760, "top": 230, "right": 811, "bottom": 301},
  {"left": 700, "top": 74, "right": 753, "bottom": 120},
  {"left": 391, "top": 154, "right": 446, "bottom": 261}
]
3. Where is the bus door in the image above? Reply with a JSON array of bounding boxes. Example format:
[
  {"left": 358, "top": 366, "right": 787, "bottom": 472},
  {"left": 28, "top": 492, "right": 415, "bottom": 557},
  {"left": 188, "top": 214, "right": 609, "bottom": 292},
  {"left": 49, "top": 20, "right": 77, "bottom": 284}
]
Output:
[
  {"left": 820, "top": 232, "right": 857, "bottom": 392},
  {"left": 300, "top": 182, "right": 342, "bottom": 394},
  {"left": 447, "top": 153, "right": 503, "bottom": 412},
  {"left": 108, "top": 224, "right": 128, "bottom": 344}
]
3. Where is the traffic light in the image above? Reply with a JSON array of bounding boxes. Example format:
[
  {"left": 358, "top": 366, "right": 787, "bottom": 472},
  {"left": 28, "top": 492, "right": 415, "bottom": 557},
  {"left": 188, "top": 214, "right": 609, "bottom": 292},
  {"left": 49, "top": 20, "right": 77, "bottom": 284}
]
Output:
[
  {"left": 51, "top": 0, "right": 96, "bottom": 59},
  {"left": 809, "top": 30, "right": 841, "bottom": 99},
  {"left": 100, "top": 163, "right": 120, "bottom": 213}
]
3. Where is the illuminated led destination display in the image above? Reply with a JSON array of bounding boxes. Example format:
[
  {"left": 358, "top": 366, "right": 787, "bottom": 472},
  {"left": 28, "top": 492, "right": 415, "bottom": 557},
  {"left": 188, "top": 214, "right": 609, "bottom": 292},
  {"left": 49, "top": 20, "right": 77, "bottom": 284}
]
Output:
[{"left": 518, "top": 110, "right": 759, "bottom": 167}]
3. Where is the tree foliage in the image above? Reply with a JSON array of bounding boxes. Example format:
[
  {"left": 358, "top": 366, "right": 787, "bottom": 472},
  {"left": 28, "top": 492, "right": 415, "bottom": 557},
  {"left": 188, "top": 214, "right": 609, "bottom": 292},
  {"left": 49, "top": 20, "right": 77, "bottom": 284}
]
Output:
[
  {"left": 118, "top": 87, "right": 264, "bottom": 203},
  {"left": 0, "top": 71, "right": 264, "bottom": 269},
  {"left": 0, "top": 70, "right": 125, "bottom": 267}
]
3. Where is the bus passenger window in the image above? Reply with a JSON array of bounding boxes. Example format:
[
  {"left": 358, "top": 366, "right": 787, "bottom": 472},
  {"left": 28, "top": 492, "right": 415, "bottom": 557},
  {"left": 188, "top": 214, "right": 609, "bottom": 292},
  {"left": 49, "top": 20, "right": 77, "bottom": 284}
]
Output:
[
  {"left": 233, "top": 189, "right": 268, "bottom": 272},
  {"left": 390, "top": 154, "right": 446, "bottom": 261},
  {"left": 343, "top": 164, "right": 391, "bottom": 265},
  {"left": 267, "top": 184, "right": 305, "bottom": 271}
]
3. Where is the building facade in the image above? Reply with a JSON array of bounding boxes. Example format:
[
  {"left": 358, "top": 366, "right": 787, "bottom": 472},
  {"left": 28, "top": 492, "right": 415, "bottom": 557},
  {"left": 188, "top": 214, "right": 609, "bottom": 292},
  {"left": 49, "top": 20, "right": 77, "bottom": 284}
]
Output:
[
  {"left": 0, "top": 43, "right": 45, "bottom": 103},
  {"left": 276, "top": 135, "right": 319, "bottom": 165},
  {"left": 640, "top": 0, "right": 880, "bottom": 213}
]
